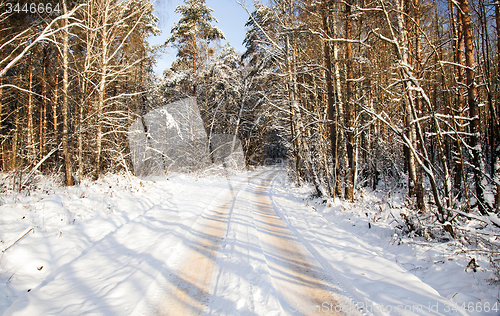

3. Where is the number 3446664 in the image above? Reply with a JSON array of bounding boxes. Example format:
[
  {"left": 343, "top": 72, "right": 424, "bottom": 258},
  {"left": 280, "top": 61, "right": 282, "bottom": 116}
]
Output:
[{"left": 5, "top": 3, "right": 61, "bottom": 15}]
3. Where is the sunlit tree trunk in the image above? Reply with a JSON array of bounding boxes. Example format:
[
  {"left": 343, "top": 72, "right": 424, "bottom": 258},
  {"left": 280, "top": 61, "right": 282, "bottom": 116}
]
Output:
[
  {"left": 459, "top": 0, "right": 487, "bottom": 213},
  {"left": 95, "top": 0, "right": 110, "bottom": 180},
  {"left": 0, "top": 74, "right": 3, "bottom": 170},
  {"left": 494, "top": 0, "right": 500, "bottom": 211},
  {"left": 453, "top": 5, "right": 466, "bottom": 197},
  {"left": 12, "top": 99, "right": 19, "bottom": 170},
  {"left": 345, "top": 0, "right": 355, "bottom": 202},
  {"left": 412, "top": 0, "right": 425, "bottom": 210},
  {"left": 399, "top": 0, "right": 420, "bottom": 209},
  {"left": 40, "top": 45, "right": 48, "bottom": 162},
  {"left": 322, "top": 0, "right": 338, "bottom": 198},
  {"left": 53, "top": 55, "right": 59, "bottom": 140},
  {"left": 27, "top": 53, "right": 34, "bottom": 163},
  {"left": 62, "top": 0, "right": 73, "bottom": 186}
]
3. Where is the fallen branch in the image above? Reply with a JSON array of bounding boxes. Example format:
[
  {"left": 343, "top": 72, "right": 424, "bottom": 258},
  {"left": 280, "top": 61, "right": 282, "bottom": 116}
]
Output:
[
  {"left": 2, "top": 227, "right": 33, "bottom": 253},
  {"left": 21, "top": 143, "right": 61, "bottom": 188}
]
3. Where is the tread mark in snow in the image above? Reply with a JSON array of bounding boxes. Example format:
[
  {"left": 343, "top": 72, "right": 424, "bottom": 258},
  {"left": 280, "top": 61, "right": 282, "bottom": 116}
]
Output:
[
  {"left": 154, "top": 173, "right": 256, "bottom": 315},
  {"left": 156, "top": 200, "right": 232, "bottom": 315},
  {"left": 251, "top": 171, "right": 361, "bottom": 316}
]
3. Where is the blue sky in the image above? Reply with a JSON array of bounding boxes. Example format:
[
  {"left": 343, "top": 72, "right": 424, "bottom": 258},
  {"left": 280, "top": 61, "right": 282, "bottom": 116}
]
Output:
[{"left": 149, "top": 0, "right": 253, "bottom": 77}]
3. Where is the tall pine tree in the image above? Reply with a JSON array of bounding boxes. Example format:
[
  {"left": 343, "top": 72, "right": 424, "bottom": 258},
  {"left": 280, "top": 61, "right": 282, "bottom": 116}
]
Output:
[{"left": 166, "top": 0, "right": 225, "bottom": 96}]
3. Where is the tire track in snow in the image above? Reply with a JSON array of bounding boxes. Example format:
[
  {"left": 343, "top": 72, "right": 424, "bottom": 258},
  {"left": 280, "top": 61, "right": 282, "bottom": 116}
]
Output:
[
  {"left": 140, "top": 172, "right": 263, "bottom": 315},
  {"left": 209, "top": 171, "right": 285, "bottom": 316},
  {"left": 267, "top": 171, "right": 375, "bottom": 316},
  {"left": 156, "top": 200, "right": 233, "bottom": 314},
  {"left": 136, "top": 169, "right": 361, "bottom": 316},
  {"left": 251, "top": 170, "right": 361, "bottom": 316}
]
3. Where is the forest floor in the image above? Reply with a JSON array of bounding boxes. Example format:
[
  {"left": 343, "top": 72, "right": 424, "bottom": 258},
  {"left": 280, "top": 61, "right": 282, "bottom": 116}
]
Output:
[{"left": 0, "top": 167, "right": 498, "bottom": 315}]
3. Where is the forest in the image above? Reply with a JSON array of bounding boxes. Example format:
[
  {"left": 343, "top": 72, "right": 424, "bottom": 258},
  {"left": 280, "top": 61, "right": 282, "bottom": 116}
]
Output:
[{"left": 0, "top": 0, "right": 499, "bottom": 244}]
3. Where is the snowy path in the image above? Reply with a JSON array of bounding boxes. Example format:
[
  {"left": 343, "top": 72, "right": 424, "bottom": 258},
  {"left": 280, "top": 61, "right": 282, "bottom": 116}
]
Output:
[
  {"left": 208, "top": 171, "right": 355, "bottom": 316},
  {"left": 131, "top": 170, "right": 354, "bottom": 315},
  {"left": 246, "top": 171, "right": 353, "bottom": 315},
  {"left": 2, "top": 169, "right": 472, "bottom": 315}
]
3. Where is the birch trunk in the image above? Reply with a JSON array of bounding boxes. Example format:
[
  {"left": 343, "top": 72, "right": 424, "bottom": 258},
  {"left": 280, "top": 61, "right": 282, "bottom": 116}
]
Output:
[
  {"left": 95, "top": 0, "right": 109, "bottom": 180},
  {"left": 399, "top": 0, "right": 420, "bottom": 209},
  {"left": 62, "top": 0, "right": 73, "bottom": 186},
  {"left": 12, "top": 101, "right": 19, "bottom": 170},
  {"left": 332, "top": 3, "right": 343, "bottom": 196},
  {"left": 412, "top": 0, "right": 425, "bottom": 210}
]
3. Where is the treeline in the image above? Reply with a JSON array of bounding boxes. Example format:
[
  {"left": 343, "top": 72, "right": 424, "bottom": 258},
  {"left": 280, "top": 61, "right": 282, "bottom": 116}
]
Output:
[
  {"left": 278, "top": 0, "right": 499, "bottom": 232},
  {"left": 0, "top": 0, "right": 158, "bottom": 185},
  {"left": 160, "top": 0, "right": 499, "bottom": 232},
  {"left": 157, "top": 0, "right": 293, "bottom": 171},
  {"left": 1, "top": 0, "right": 499, "bottom": 231},
  {"left": 240, "top": 0, "right": 500, "bottom": 222}
]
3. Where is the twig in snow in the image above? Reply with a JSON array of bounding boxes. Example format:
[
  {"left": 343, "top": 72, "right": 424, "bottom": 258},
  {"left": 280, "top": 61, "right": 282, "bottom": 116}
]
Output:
[{"left": 1, "top": 228, "right": 33, "bottom": 253}]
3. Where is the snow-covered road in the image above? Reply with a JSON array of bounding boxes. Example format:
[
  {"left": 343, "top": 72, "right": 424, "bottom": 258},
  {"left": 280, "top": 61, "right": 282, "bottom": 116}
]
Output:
[{"left": 0, "top": 169, "right": 481, "bottom": 315}]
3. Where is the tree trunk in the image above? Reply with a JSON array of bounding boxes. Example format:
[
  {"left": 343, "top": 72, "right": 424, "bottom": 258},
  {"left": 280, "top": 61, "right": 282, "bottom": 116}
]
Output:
[
  {"left": 399, "top": 0, "right": 420, "bottom": 209},
  {"left": 12, "top": 100, "right": 19, "bottom": 171},
  {"left": 322, "top": 0, "right": 338, "bottom": 198},
  {"left": 78, "top": 93, "right": 85, "bottom": 182},
  {"left": 290, "top": 99, "right": 301, "bottom": 185},
  {"left": 332, "top": 2, "right": 343, "bottom": 197},
  {"left": 27, "top": 53, "right": 34, "bottom": 163},
  {"left": 0, "top": 75, "right": 3, "bottom": 170},
  {"left": 453, "top": 5, "right": 466, "bottom": 197},
  {"left": 40, "top": 46, "right": 48, "bottom": 162},
  {"left": 495, "top": 0, "right": 500, "bottom": 211},
  {"left": 412, "top": 0, "right": 425, "bottom": 210},
  {"left": 459, "top": 0, "right": 486, "bottom": 213},
  {"left": 345, "top": 0, "right": 355, "bottom": 202},
  {"left": 95, "top": 0, "right": 109, "bottom": 180},
  {"left": 53, "top": 55, "right": 59, "bottom": 138},
  {"left": 62, "top": 0, "right": 73, "bottom": 186}
]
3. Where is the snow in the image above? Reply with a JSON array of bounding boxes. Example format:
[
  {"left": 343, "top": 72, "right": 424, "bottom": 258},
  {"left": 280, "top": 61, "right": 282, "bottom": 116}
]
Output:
[
  {"left": 270, "top": 176, "right": 498, "bottom": 316},
  {"left": 162, "top": 70, "right": 189, "bottom": 86},
  {"left": 0, "top": 168, "right": 498, "bottom": 315}
]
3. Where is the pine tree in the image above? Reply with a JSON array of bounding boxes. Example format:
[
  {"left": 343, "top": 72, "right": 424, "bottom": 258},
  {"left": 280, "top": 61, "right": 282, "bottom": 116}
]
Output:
[{"left": 166, "top": 0, "right": 225, "bottom": 96}]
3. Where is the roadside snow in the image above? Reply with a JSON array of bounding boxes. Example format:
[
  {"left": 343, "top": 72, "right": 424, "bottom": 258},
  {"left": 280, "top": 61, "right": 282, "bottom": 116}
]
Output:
[{"left": 0, "top": 172, "right": 232, "bottom": 314}]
